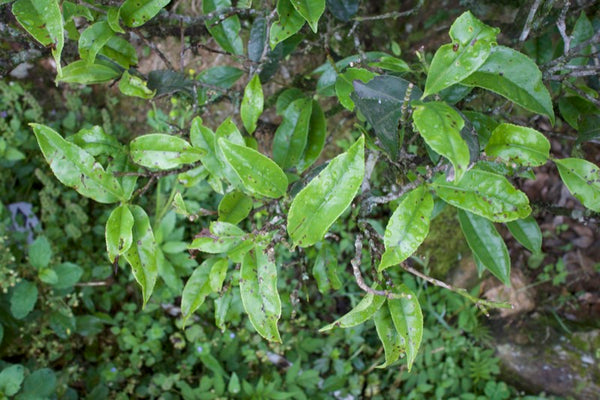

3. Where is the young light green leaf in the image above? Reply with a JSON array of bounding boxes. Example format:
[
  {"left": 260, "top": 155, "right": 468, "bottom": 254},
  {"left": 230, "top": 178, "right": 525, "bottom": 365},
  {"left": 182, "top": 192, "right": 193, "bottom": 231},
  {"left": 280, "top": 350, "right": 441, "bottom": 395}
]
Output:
[
  {"left": 120, "top": 0, "right": 171, "bottom": 27},
  {"left": 240, "top": 246, "right": 282, "bottom": 342},
  {"left": 461, "top": 46, "right": 554, "bottom": 125},
  {"left": 99, "top": 36, "right": 138, "bottom": 69},
  {"left": 58, "top": 60, "right": 121, "bottom": 85},
  {"left": 107, "top": 7, "right": 125, "bottom": 33},
  {"left": 413, "top": 101, "right": 470, "bottom": 182},
  {"left": 118, "top": 71, "right": 156, "bottom": 99},
  {"left": 270, "top": 0, "right": 305, "bottom": 48},
  {"left": 380, "top": 185, "right": 433, "bottom": 271},
  {"left": 554, "top": 158, "right": 600, "bottom": 212},
  {"left": 288, "top": 136, "right": 365, "bottom": 247},
  {"left": 423, "top": 11, "right": 499, "bottom": 97},
  {"left": 290, "top": 0, "right": 325, "bottom": 32},
  {"left": 218, "top": 138, "right": 288, "bottom": 198},
  {"left": 123, "top": 205, "right": 158, "bottom": 306},
  {"left": 203, "top": 0, "right": 244, "bottom": 55},
  {"left": 272, "top": 98, "right": 312, "bottom": 169},
  {"left": 130, "top": 134, "right": 200, "bottom": 170},
  {"left": 458, "top": 210, "right": 510, "bottom": 285},
  {"left": 388, "top": 285, "right": 423, "bottom": 371},
  {"left": 297, "top": 100, "right": 327, "bottom": 172},
  {"left": 188, "top": 221, "right": 246, "bottom": 253},
  {"left": 320, "top": 291, "right": 386, "bottom": 331},
  {"left": 432, "top": 168, "right": 531, "bottom": 222},
  {"left": 105, "top": 204, "right": 134, "bottom": 263},
  {"left": 10, "top": 280, "right": 38, "bottom": 319},
  {"left": 12, "top": 0, "right": 64, "bottom": 76},
  {"left": 241, "top": 74, "right": 264, "bottom": 134},
  {"left": 181, "top": 258, "right": 220, "bottom": 326},
  {"left": 52, "top": 262, "right": 83, "bottom": 289},
  {"left": 335, "top": 68, "right": 375, "bottom": 111},
  {"left": 31, "top": 123, "right": 124, "bottom": 203},
  {"left": 373, "top": 303, "right": 403, "bottom": 368},
  {"left": 209, "top": 258, "right": 229, "bottom": 292},
  {"left": 218, "top": 190, "right": 253, "bottom": 224},
  {"left": 0, "top": 364, "right": 25, "bottom": 396},
  {"left": 78, "top": 21, "right": 114, "bottom": 65},
  {"left": 485, "top": 123, "right": 550, "bottom": 167},
  {"left": 506, "top": 216, "right": 542, "bottom": 254}
]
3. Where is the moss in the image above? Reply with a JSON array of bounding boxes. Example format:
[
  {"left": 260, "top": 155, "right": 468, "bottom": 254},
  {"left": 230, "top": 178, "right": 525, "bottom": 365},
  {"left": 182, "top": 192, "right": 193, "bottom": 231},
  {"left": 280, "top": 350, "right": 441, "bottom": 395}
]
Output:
[{"left": 417, "top": 206, "right": 470, "bottom": 278}]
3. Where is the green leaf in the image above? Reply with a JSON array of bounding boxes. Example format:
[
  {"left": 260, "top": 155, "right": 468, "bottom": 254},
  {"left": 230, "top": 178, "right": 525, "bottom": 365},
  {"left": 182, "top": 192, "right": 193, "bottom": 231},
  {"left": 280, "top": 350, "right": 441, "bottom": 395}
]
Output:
[
  {"left": 105, "top": 204, "right": 134, "bottom": 263},
  {"left": 203, "top": 0, "right": 243, "bottom": 55},
  {"left": 412, "top": 101, "right": 470, "bottom": 182},
  {"left": 463, "top": 110, "right": 499, "bottom": 148},
  {"left": 31, "top": 123, "right": 124, "bottom": 203},
  {"left": 458, "top": 210, "right": 510, "bottom": 285},
  {"left": 119, "top": 71, "right": 156, "bottom": 99},
  {"left": 107, "top": 7, "right": 125, "bottom": 33},
  {"left": 272, "top": 98, "right": 312, "bottom": 169},
  {"left": 123, "top": 205, "right": 158, "bottom": 306},
  {"left": 29, "top": 235, "right": 51, "bottom": 269},
  {"left": 351, "top": 76, "right": 422, "bottom": 158},
  {"left": 312, "top": 244, "right": 341, "bottom": 294},
  {"left": 290, "top": 0, "right": 325, "bottom": 32},
  {"left": 373, "top": 303, "right": 403, "bottom": 368},
  {"left": 120, "top": 0, "right": 170, "bottom": 27},
  {"left": 0, "top": 364, "right": 25, "bottom": 396},
  {"left": 241, "top": 74, "right": 264, "bottom": 134},
  {"left": 388, "top": 285, "right": 423, "bottom": 371},
  {"left": 432, "top": 168, "right": 531, "bottom": 222},
  {"left": 506, "top": 216, "right": 542, "bottom": 254},
  {"left": 219, "top": 138, "right": 288, "bottom": 198},
  {"left": 12, "top": 0, "right": 64, "bottom": 76},
  {"left": 218, "top": 190, "right": 253, "bottom": 224},
  {"left": 248, "top": 16, "right": 267, "bottom": 62},
  {"left": 190, "top": 117, "right": 223, "bottom": 185},
  {"left": 320, "top": 292, "right": 385, "bottom": 331},
  {"left": 20, "top": 368, "right": 56, "bottom": 399},
  {"left": 209, "top": 258, "right": 229, "bottom": 292},
  {"left": 335, "top": 68, "right": 375, "bottom": 111},
  {"left": 569, "top": 12, "right": 594, "bottom": 66},
  {"left": 10, "top": 280, "right": 38, "bottom": 319},
  {"left": 369, "top": 56, "right": 411, "bottom": 73},
  {"left": 78, "top": 21, "right": 115, "bottom": 65},
  {"left": 297, "top": 100, "right": 327, "bottom": 172},
  {"left": 578, "top": 114, "right": 600, "bottom": 144},
  {"left": 380, "top": 185, "right": 433, "bottom": 270},
  {"left": 270, "top": 0, "right": 305, "bottom": 48},
  {"left": 58, "top": 60, "right": 121, "bottom": 85},
  {"left": 99, "top": 36, "right": 138, "bottom": 69},
  {"left": 130, "top": 134, "right": 200, "bottom": 170},
  {"left": 39, "top": 268, "right": 58, "bottom": 285},
  {"left": 326, "top": 0, "right": 359, "bottom": 22},
  {"left": 288, "top": 136, "right": 365, "bottom": 247},
  {"left": 188, "top": 221, "right": 246, "bottom": 253},
  {"left": 554, "top": 158, "right": 600, "bottom": 212},
  {"left": 71, "top": 125, "right": 122, "bottom": 157},
  {"left": 214, "top": 118, "right": 246, "bottom": 188},
  {"left": 485, "top": 123, "right": 550, "bottom": 167},
  {"left": 181, "top": 258, "right": 222, "bottom": 325},
  {"left": 228, "top": 372, "right": 241, "bottom": 395},
  {"left": 461, "top": 46, "right": 555, "bottom": 125},
  {"left": 240, "top": 245, "right": 282, "bottom": 342},
  {"left": 423, "top": 11, "right": 499, "bottom": 97},
  {"left": 52, "top": 262, "right": 83, "bottom": 289}
]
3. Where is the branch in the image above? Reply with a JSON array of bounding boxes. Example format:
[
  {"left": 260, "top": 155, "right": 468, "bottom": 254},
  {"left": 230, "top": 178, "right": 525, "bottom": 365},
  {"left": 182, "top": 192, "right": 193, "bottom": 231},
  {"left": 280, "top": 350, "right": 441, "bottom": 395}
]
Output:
[
  {"left": 353, "top": 0, "right": 424, "bottom": 22},
  {"left": 519, "top": 0, "right": 543, "bottom": 43}
]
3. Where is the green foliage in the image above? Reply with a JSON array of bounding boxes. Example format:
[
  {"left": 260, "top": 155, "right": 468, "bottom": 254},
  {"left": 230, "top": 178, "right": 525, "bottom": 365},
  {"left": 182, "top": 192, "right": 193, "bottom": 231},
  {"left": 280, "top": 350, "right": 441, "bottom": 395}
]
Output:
[{"left": 2, "top": 1, "right": 600, "bottom": 397}]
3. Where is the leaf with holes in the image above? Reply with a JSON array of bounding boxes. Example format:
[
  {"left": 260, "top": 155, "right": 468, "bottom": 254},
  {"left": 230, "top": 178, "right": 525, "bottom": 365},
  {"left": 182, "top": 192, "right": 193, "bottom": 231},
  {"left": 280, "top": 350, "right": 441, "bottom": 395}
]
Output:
[
  {"left": 31, "top": 124, "right": 124, "bottom": 203},
  {"left": 485, "top": 123, "right": 550, "bottom": 167},
  {"left": 270, "top": 0, "right": 305, "bottom": 48},
  {"left": 373, "top": 302, "right": 403, "bottom": 368},
  {"left": 388, "top": 285, "right": 423, "bottom": 371},
  {"left": 240, "top": 245, "right": 282, "bottom": 342},
  {"left": 120, "top": 0, "right": 171, "bottom": 28},
  {"left": 288, "top": 136, "right": 364, "bottom": 247},
  {"left": 188, "top": 221, "right": 246, "bottom": 254}
]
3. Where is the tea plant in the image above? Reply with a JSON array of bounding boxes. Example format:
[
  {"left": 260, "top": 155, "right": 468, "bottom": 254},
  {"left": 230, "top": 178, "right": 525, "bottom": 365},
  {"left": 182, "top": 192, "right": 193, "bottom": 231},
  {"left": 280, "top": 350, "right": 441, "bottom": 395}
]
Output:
[{"left": 4, "top": 0, "right": 599, "bottom": 379}]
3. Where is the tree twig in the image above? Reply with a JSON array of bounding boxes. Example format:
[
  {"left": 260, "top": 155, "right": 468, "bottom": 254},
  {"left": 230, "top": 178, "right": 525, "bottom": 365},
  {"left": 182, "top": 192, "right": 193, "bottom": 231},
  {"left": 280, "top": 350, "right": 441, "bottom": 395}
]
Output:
[{"left": 519, "top": 0, "right": 544, "bottom": 43}]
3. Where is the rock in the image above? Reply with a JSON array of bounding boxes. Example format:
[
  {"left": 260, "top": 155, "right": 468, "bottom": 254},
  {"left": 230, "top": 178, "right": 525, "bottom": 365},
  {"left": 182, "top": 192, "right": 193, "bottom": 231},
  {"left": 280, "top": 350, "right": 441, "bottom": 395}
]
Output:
[{"left": 482, "top": 269, "right": 536, "bottom": 317}]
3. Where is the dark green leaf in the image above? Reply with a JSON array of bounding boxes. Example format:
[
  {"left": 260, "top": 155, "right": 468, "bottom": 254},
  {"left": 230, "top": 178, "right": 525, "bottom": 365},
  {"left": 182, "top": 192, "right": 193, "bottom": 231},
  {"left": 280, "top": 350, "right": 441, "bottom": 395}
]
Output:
[
  {"left": 31, "top": 124, "right": 125, "bottom": 203},
  {"left": 432, "top": 168, "right": 531, "bottom": 222},
  {"left": 506, "top": 216, "right": 542, "bottom": 254},
  {"left": 380, "top": 185, "right": 433, "bottom": 270},
  {"left": 272, "top": 98, "right": 312, "bottom": 169},
  {"left": 0, "top": 364, "right": 25, "bottom": 396},
  {"left": 288, "top": 136, "right": 364, "bottom": 247},
  {"left": 123, "top": 205, "right": 158, "bottom": 306},
  {"left": 20, "top": 368, "right": 56, "bottom": 398},
  {"left": 248, "top": 17, "right": 267, "bottom": 62},
  {"left": 10, "top": 280, "right": 38, "bottom": 319},
  {"left": 554, "top": 158, "right": 600, "bottom": 212},
  {"left": 352, "top": 76, "right": 422, "bottom": 158},
  {"left": 52, "top": 262, "right": 83, "bottom": 289},
  {"left": 458, "top": 210, "right": 510, "bottom": 285},
  {"left": 326, "top": 0, "right": 359, "bottom": 21},
  {"left": 240, "top": 246, "right": 282, "bottom": 342},
  {"left": 297, "top": 100, "right": 327, "bottom": 172},
  {"left": 29, "top": 235, "right": 51, "bottom": 269},
  {"left": 148, "top": 70, "right": 194, "bottom": 97},
  {"left": 461, "top": 46, "right": 555, "bottom": 125}
]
